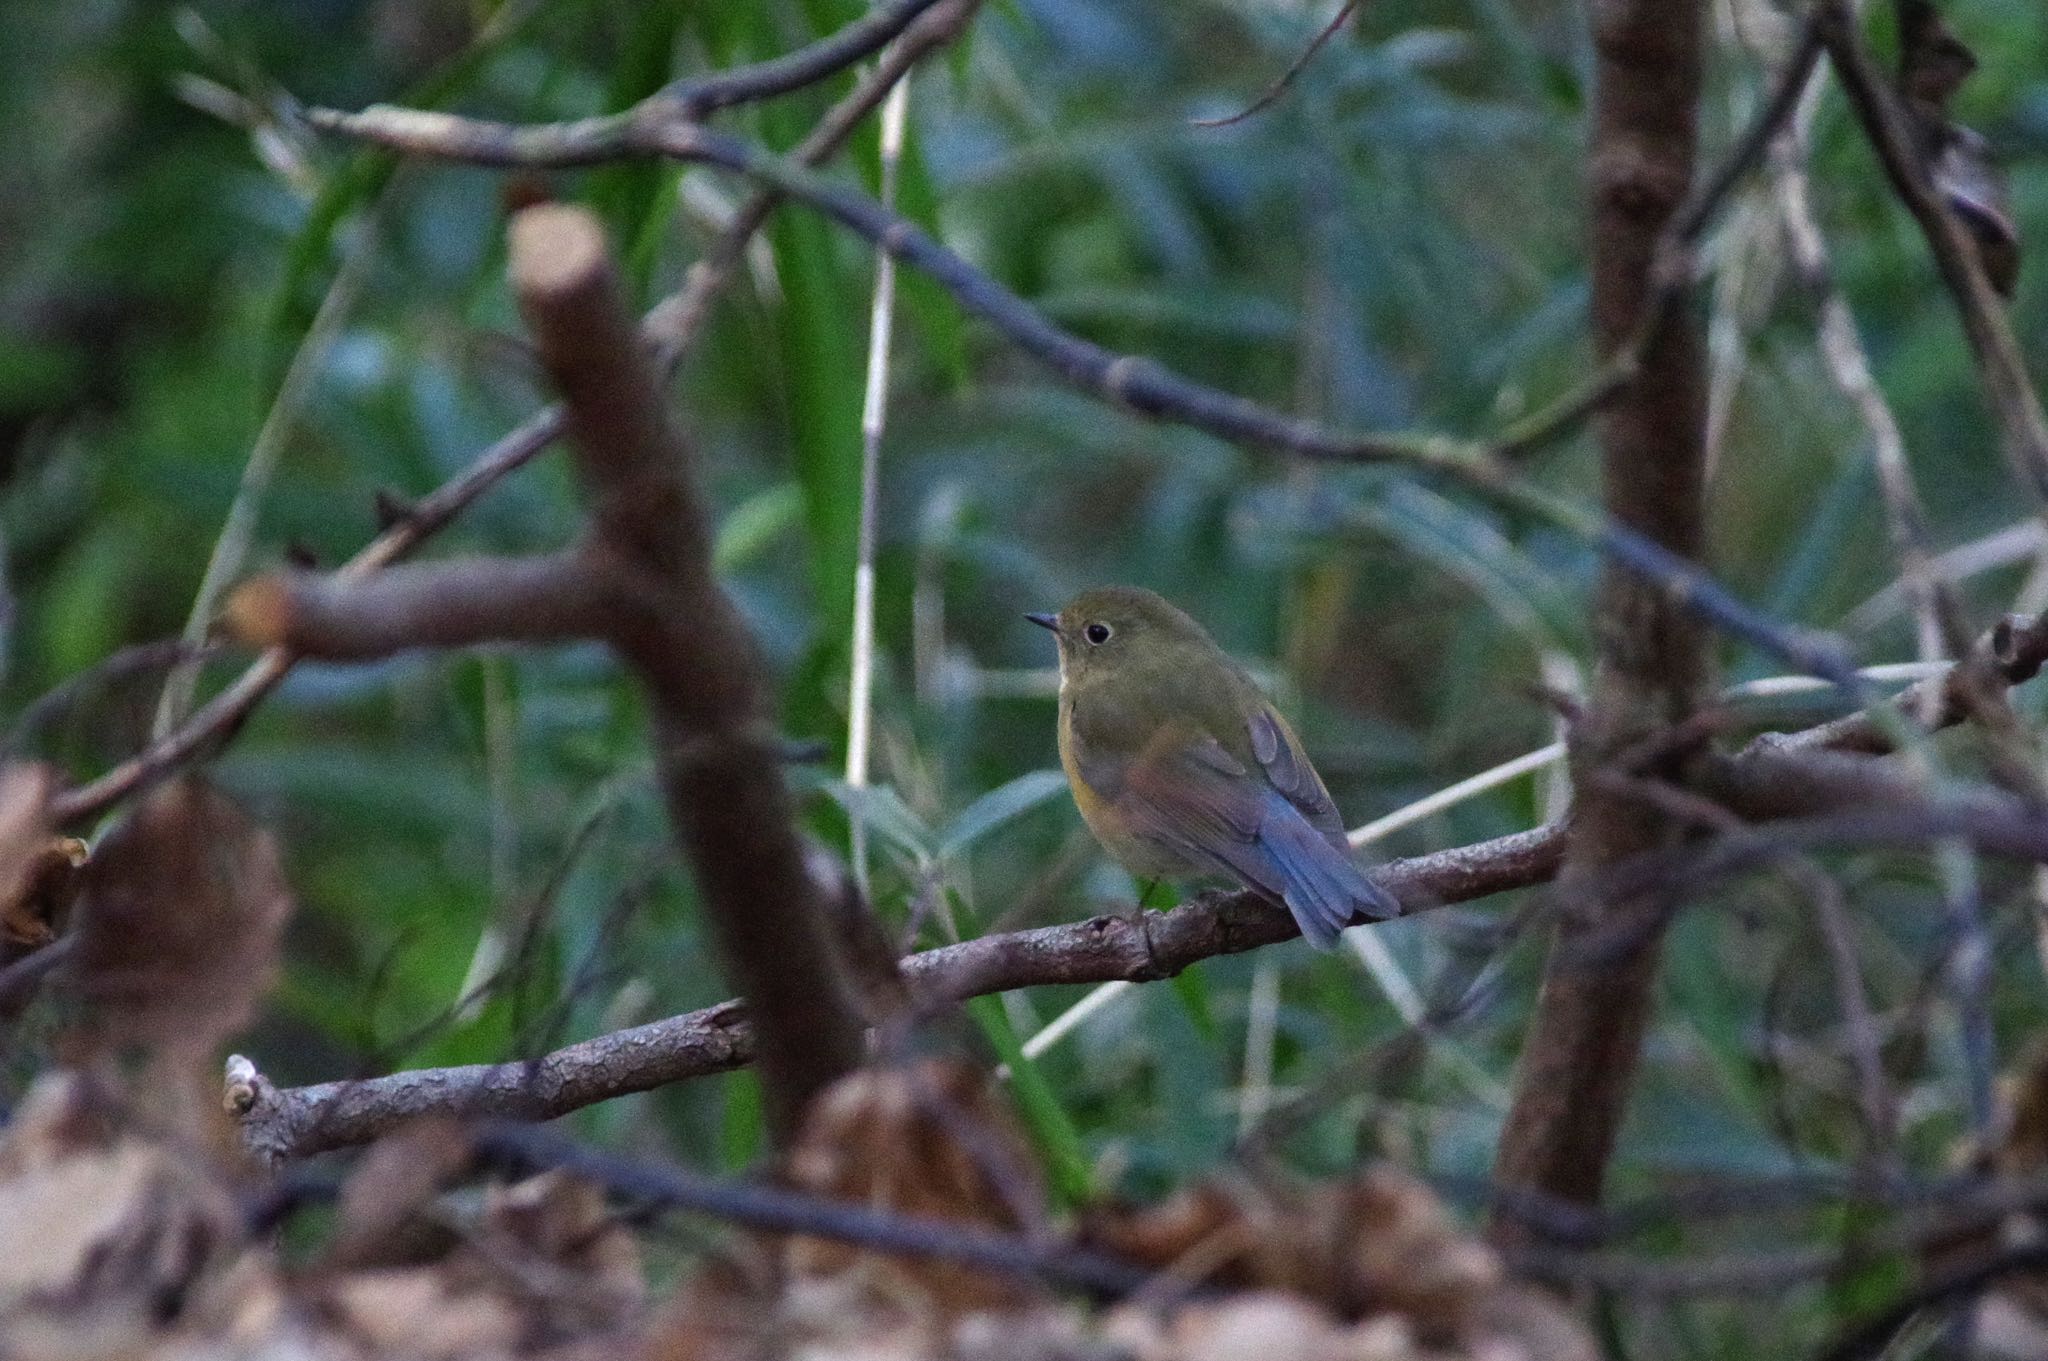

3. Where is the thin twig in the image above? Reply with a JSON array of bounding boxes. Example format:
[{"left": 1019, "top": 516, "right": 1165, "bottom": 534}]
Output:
[
  {"left": 473, "top": 1121, "right": 1159, "bottom": 1297},
  {"left": 1819, "top": 0, "right": 2048, "bottom": 508},
  {"left": 303, "top": 11, "right": 1824, "bottom": 486},
  {"left": 655, "top": 0, "right": 954, "bottom": 118},
  {"left": 153, "top": 203, "right": 382, "bottom": 739},
  {"left": 1816, "top": 1243, "right": 2048, "bottom": 1361},
  {"left": 1492, "top": 11, "right": 1825, "bottom": 462},
  {"left": 48, "top": 7, "right": 975, "bottom": 831},
  {"left": 1771, "top": 44, "right": 1971, "bottom": 674},
  {"left": 50, "top": 406, "right": 563, "bottom": 828},
  {"left": 845, "top": 61, "right": 913, "bottom": 894},
  {"left": 1191, "top": 0, "right": 1361, "bottom": 129}
]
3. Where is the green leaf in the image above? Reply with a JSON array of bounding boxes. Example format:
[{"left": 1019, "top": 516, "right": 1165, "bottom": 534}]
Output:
[
  {"left": 714, "top": 482, "right": 805, "bottom": 573},
  {"left": 1348, "top": 482, "right": 1580, "bottom": 651},
  {"left": 895, "top": 124, "right": 968, "bottom": 388},
  {"left": 819, "top": 781, "right": 935, "bottom": 862},
  {"left": 720, "top": 1071, "right": 765, "bottom": 1171},
  {"left": 584, "top": 6, "right": 687, "bottom": 303},
  {"left": 936, "top": 769, "right": 1070, "bottom": 860},
  {"left": 769, "top": 206, "right": 865, "bottom": 634},
  {"left": 967, "top": 995, "right": 1091, "bottom": 1207},
  {"left": 1168, "top": 968, "right": 1222, "bottom": 1049},
  {"left": 264, "top": 3, "right": 556, "bottom": 395}
]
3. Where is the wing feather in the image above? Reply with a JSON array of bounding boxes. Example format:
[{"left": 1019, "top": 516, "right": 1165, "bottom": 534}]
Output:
[{"left": 1112, "top": 725, "right": 1399, "bottom": 948}]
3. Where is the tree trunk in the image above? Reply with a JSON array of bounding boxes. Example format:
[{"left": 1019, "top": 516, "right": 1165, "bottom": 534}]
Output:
[{"left": 1490, "top": 0, "right": 1710, "bottom": 1242}]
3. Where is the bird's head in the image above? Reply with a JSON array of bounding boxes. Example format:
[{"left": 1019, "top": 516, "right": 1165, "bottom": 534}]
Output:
[{"left": 1026, "top": 585, "right": 1217, "bottom": 689}]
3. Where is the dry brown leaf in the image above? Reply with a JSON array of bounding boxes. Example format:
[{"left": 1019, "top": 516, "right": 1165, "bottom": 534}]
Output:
[
  {"left": 68, "top": 778, "right": 292, "bottom": 1063},
  {"left": 1083, "top": 1170, "right": 1589, "bottom": 1360},
  {"left": 0, "top": 763, "right": 80, "bottom": 949},
  {"left": 1332, "top": 1170, "right": 1498, "bottom": 1339},
  {"left": 782, "top": 1059, "right": 1049, "bottom": 1318},
  {"left": 461, "top": 1170, "right": 645, "bottom": 1343},
  {"left": 317, "top": 1267, "right": 525, "bottom": 1360},
  {"left": 1935, "top": 1039, "right": 2048, "bottom": 1349},
  {"left": 640, "top": 1251, "right": 779, "bottom": 1361},
  {"left": 0, "top": 1073, "right": 244, "bottom": 1332},
  {"left": 1898, "top": 0, "right": 2020, "bottom": 295},
  {"left": 1104, "top": 1292, "right": 1421, "bottom": 1361},
  {"left": 325, "top": 1118, "right": 475, "bottom": 1271}
]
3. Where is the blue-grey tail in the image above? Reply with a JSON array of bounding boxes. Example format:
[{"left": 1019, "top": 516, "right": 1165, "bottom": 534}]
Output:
[{"left": 1258, "top": 804, "right": 1402, "bottom": 949}]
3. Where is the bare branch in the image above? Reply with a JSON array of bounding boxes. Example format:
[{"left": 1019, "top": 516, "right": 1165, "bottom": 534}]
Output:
[
  {"left": 1190, "top": 0, "right": 1362, "bottom": 130},
  {"left": 232, "top": 823, "right": 1567, "bottom": 1160},
  {"left": 230, "top": 598, "right": 2048, "bottom": 1162},
  {"left": 310, "top": 106, "right": 1506, "bottom": 479},
  {"left": 304, "top": 39, "right": 1840, "bottom": 491},
  {"left": 1772, "top": 49, "right": 1972, "bottom": 671},
  {"left": 50, "top": 405, "right": 565, "bottom": 828},
  {"left": 1491, "top": 13, "right": 1823, "bottom": 460},
  {"left": 506, "top": 204, "right": 868, "bottom": 1143},
  {"left": 225, "top": 553, "right": 611, "bottom": 660},
  {"left": 650, "top": 0, "right": 980, "bottom": 375},
  {"left": 655, "top": 0, "right": 955, "bottom": 118},
  {"left": 1753, "top": 610, "right": 2048, "bottom": 755},
  {"left": 1491, "top": 0, "right": 1712, "bottom": 1239},
  {"left": 1819, "top": 0, "right": 2048, "bottom": 507}
]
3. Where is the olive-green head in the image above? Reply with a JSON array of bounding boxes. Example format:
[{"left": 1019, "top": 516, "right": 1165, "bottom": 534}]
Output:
[{"left": 1025, "top": 585, "right": 1225, "bottom": 689}]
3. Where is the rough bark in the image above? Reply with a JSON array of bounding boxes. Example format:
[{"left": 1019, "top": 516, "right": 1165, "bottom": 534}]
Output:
[
  {"left": 509, "top": 206, "right": 868, "bottom": 1144},
  {"left": 1491, "top": 0, "right": 1710, "bottom": 1239}
]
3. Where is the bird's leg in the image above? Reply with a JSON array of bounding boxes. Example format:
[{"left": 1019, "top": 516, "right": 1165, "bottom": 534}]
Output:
[{"left": 1136, "top": 878, "right": 1162, "bottom": 909}]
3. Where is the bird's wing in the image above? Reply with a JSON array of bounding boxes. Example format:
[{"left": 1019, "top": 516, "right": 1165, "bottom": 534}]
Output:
[
  {"left": 1111, "top": 725, "right": 1399, "bottom": 948},
  {"left": 1246, "top": 705, "right": 1345, "bottom": 843}
]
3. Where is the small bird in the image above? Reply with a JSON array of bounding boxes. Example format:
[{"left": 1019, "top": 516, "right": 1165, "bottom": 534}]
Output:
[{"left": 1028, "top": 586, "right": 1400, "bottom": 948}]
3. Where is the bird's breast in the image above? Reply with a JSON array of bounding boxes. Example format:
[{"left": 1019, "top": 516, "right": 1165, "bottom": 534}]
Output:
[{"left": 1058, "top": 692, "right": 1196, "bottom": 878}]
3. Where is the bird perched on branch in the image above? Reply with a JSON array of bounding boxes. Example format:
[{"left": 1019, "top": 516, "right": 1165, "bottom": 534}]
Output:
[{"left": 1029, "top": 586, "right": 1399, "bottom": 948}]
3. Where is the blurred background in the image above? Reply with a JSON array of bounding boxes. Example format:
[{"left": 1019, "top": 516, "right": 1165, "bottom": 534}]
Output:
[{"left": 4, "top": 0, "right": 2048, "bottom": 1338}]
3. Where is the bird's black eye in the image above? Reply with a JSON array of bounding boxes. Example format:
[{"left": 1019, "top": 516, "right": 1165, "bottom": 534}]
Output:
[{"left": 1084, "top": 622, "right": 1112, "bottom": 645}]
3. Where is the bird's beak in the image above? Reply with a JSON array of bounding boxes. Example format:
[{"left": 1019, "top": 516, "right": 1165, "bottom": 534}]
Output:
[{"left": 1025, "top": 612, "right": 1059, "bottom": 632}]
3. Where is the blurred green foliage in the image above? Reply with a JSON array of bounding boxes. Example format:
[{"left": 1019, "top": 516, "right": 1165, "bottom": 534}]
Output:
[{"left": 5, "top": 0, "right": 2048, "bottom": 1349}]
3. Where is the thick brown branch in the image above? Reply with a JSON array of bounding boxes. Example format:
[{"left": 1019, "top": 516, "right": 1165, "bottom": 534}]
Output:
[
  {"left": 1491, "top": 0, "right": 1710, "bottom": 1240},
  {"left": 509, "top": 204, "right": 866, "bottom": 1144},
  {"left": 223, "top": 552, "right": 611, "bottom": 659}
]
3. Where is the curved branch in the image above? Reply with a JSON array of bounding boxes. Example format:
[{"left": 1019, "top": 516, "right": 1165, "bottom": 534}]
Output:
[
  {"left": 1818, "top": 0, "right": 2048, "bottom": 507},
  {"left": 304, "top": 4, "right": 1829, "bottom": 487},
  {"left": 656, "top": 0, "right": 955, "bottom": 117},
  {"left": 301, "top": 106, "right": 1520, "bottom": 480},
  {"left": 234, "top": 823, "right": 1568, "bottom": 1160}
]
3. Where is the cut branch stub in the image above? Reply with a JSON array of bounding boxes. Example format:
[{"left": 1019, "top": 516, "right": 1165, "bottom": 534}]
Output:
[{"left": 506, "top": 203, "right": 868, "bottom": 1146}]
